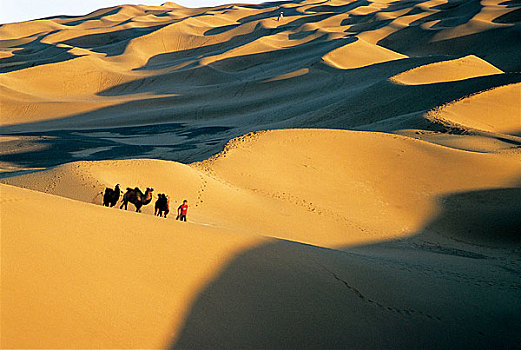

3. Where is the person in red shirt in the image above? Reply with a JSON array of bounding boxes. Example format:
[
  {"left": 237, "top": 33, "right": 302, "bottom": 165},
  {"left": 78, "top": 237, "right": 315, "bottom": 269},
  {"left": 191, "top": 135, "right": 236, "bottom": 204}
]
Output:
[{"left": 177, "top": 200, "right": 188, "bottom": 222}]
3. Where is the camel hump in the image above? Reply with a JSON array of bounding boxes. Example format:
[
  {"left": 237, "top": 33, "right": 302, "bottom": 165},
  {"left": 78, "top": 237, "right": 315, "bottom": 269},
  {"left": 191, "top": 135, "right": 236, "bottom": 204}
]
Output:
[{"left": 127, "top": 187, "right": 134, "bottom": 191}]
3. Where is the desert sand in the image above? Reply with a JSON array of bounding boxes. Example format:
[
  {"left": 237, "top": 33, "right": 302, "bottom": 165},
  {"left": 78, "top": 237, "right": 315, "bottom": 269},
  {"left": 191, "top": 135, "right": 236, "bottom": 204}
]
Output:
[{"left": 1, "top": 0, "right": 520, "bottom": 348}]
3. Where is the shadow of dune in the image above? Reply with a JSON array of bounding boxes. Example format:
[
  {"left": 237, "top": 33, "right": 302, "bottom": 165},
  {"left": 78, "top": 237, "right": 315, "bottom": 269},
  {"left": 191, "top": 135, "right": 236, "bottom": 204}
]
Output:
[
  {"left": 381, "top": 0, "right": 431, "bottom": 12},
  {"left": 59, "top": 8, "right": 122, "bottom": 26},
  {"left": 278, "top": 13, "right": 338, "bottom": 28},
  {"left": 170, "top": 187, "right": 521, "bottom": 349},
  {"left": 0, "top": 123, "right": 232, "bottom": 174},
  {"left": 379, "top": 23, "right": 521, "bottom": 72},
  {"left": 493, "top": 7, "right": 521, "bottom": 23},
  {"left": 0, "top": 36, "right": 80, "bottom": 73},
  {"left": 204, "top": 23, "right": 242, "bottom": 36},
  {"left": 308, "top": 1, "right": 371, "bottom": 14},
  {"left": 208, "top": 36, "right": 351, "bottom": 72},
  {"left": 429, "top": 0, "right": 483, "bottom": 25},
  {"left": 424, "top": 188, "right": 521, "bottom": 246},
  {"left": 237, "top": 7, "right": 303, "bottom": 24},
  {"left": 140, "top": 26, "right": 285, "bottom": 70},
  {"left": 499, "top": 0, "right": 521, "bottom": 7},
  {"left": 61, "top": 24, "right": 170, "bottom": 57}
]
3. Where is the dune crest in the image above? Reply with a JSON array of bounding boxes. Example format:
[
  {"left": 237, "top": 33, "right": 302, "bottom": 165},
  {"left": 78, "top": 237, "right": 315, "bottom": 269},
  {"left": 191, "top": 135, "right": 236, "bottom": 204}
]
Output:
[
  {"left": 391, "top": 55, "right": 504, "bottom": 85},
  {"left": 322, "top": 37, "right": 407, "bottom": 69},
  {"left": 427, "top": 82, "right": 521, "bottom": 134}
]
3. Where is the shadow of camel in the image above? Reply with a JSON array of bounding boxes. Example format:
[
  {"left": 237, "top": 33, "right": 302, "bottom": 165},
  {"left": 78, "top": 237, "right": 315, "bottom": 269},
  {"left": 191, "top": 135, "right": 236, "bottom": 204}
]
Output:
[{"left": 170, "top": 187, "right": 521, "bottom": 349}]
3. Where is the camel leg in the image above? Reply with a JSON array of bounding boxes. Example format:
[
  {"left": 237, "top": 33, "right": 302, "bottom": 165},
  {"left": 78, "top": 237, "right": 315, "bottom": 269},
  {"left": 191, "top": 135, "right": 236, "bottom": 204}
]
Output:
[{"left": 120, "top": 200, "right": 127, "bottom": 210}]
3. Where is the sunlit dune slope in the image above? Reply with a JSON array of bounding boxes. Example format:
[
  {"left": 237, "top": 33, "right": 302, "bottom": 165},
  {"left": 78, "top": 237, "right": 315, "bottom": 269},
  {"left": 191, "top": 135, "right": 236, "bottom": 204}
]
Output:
[
  {"left": 390, "top": 55, "right": 504, "bottom": 85},
  {"left": 4, "top": 129, "right": 520, "bottom": 248},
  {"left": 427, "top": 82, "right": 521, "bottom": 135},
  {"left": 1, "top": 182, "right": 265, "bottom": 349},
  {"left": 2, "top": 129, "right": 520, "bottom": 348}
]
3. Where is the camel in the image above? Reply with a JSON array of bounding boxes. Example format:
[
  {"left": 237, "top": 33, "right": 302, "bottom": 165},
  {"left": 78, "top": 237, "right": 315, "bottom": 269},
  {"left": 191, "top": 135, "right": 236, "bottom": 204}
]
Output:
[
  {"left": 120, "top": 187, "right": 154, "bottom": 212},
  {"left": 155, "top": 193, "right": 169, "bottom": 218},
  {"left": 103, "top": 184, "right": 121, "bottom": 207}
]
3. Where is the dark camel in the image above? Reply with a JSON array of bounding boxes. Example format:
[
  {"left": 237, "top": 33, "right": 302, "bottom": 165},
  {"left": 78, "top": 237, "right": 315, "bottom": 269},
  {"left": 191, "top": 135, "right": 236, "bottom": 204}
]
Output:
[
  {"left": 103, "top": 184, "right": 121, "bottom": 207},
  {"left": 155, "top": 193, "right": 170, "bottom": 218},
  {"left": 120, "top": 187, "right": 154, "bottom": 212}
]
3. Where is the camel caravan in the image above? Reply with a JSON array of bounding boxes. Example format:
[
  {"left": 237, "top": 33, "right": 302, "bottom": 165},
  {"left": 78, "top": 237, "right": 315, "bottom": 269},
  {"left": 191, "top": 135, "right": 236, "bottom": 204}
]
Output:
[{"left": 102, "top": 184, "right": 171, "bottom": 218}]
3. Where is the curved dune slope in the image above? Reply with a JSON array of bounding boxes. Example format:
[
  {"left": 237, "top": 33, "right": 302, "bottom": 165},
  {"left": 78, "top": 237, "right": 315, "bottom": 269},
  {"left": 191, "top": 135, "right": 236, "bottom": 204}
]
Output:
[
  {"left": 390, "top": 55, "right": 504, "bottom": 85},
  {"left": 4, "top": 129, "right": 520, "bottom": 247},
  {"left": 2, "top": 129, "right": 520, "bottom": 348},
  {"left": 428, "top": 82, "right": 521, "bottom": 134},
  {"left": 1, "top": 0, "right": 520, "bottom": 170}
]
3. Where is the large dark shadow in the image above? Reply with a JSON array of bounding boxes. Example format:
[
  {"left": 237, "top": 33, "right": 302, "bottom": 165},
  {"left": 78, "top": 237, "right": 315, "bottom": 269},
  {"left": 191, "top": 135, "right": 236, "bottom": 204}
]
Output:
[
  {"left": 170, "top": 187, "right": 521, "bottom": 348},
  {"left": 0, "top": 35, "right": 80, "bottom": 73},
  {"left": 0, "top": 19, "right": 170, "bottom": 73},
  {"left": 0, "top": 122, "right": 233, "bottom": 176},
  {"left": 59, "top": 8, "right": 122, "bottom": 26},
  {"left": 60, "top": 24, "right": 170, "bottom": 57},
  {"left": 499, "top": 0, "right": 521, "bottom": 7},
  {"left": 378, "top": 18, "right": 521, "bottom": 72},
  {"left": 140, "top": 25, "right": 286, "bottom": 70},
  {"left": 308, "top": 0, "right": 371, "bottom": 14},
  {"left": 493, "top": 7, "right": 521, "bottom": 23}
]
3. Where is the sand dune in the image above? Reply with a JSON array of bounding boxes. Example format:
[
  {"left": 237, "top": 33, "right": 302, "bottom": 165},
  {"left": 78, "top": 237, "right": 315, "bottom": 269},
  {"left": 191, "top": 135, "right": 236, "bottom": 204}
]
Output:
[
  {"left": 1, "top": 0, "right": 520, "bottom": 137},
  {"left": 1, "top": 182, "right": 265, "bottom": 348},
  {"left": 322, "top": 37, "right": 407, "bottom": 69},
  {"left": 427, "top": 82, "right": 521, "bottom": 134},
  {"left": 390, "top": 55, "right": 503, "bottom": 85},
  {"left": 2, "top": 129, "right": 520, "bottom": 348},
  {"left": 5, "top": 129, "right": 519, "bottom": 247},
  {"left": 1, "top": 0, "right": 521, "bottom": 348}
]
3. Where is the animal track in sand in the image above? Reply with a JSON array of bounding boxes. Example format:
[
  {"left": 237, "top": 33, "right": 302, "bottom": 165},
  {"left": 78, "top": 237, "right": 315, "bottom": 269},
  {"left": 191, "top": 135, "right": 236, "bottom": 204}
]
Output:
[
  {"left": 320, "top": 264, "right": 443, "bottom": 322},
  {"left": 195, "top": 173, "right": 208, "bottom": 207},
  {"left": 194, "top": 131, "right": 266, "bottom": 169},
  {"left": 249, "top": 188, "right": 367, "bottom": 232}
]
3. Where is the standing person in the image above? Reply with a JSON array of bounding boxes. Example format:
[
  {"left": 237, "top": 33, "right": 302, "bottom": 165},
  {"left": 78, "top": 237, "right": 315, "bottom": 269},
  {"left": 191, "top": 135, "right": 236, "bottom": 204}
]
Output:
[{"left": 177, "top": 200, "right": 188, "bottom": 222}]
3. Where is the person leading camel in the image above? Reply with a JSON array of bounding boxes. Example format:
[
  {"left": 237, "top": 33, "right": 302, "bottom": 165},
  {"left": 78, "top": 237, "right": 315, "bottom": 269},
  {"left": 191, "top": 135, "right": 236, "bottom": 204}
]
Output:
[{"left": 177, "top": 200, "right": 188, "bottom": 222}]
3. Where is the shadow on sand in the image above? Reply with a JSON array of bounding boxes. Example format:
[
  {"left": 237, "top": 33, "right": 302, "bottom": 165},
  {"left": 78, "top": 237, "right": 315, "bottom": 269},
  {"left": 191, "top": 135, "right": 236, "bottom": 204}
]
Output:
[
  {"left": 170, "top": 187, "right": 521, "bottom": 349},
  {"left": 0, "top": 123, "right": 232, "bottom": 175}
]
